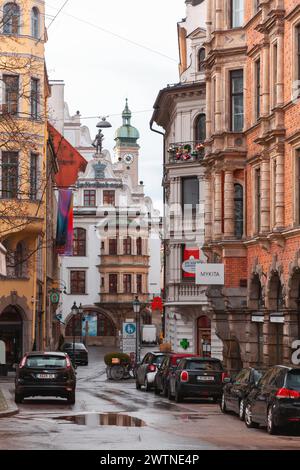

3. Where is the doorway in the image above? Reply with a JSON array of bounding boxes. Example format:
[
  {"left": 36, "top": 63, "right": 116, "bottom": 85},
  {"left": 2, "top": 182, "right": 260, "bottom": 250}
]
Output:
[
  {"left": 0, "top": 306, "right": 23, "bottom": 368},
  {"left": 197, "top": 316, "right": 212, "bottom": 357}
]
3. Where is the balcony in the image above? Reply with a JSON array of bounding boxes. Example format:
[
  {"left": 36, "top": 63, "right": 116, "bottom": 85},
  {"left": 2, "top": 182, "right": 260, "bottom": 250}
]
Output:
[
  {"left": 166, "top": 282, "right": 208, "bottom": 305},
  {"left": 167, "top": 141, "right": 205, "bottom": 164}
]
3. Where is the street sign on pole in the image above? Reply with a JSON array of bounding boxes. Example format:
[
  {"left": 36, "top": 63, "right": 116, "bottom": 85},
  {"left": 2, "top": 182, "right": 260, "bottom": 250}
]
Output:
[{"left": 122, "top": 322, "right": 137, "bottom": 355}]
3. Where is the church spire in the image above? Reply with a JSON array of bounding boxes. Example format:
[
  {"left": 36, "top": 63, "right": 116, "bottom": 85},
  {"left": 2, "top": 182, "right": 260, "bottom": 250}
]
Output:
[{"left": 122, "top": 98, "right": 132, "bottom": 126}]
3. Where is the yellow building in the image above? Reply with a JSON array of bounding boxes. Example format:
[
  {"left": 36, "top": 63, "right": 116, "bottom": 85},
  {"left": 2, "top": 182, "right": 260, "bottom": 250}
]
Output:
[{"left": 0, "top": 0, "right": 58, "bottom": 367}]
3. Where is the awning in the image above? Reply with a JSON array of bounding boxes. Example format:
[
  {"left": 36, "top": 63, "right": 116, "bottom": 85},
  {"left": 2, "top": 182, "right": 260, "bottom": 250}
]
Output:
[{"left": 0, "top": 243, "right": 7, "bottom": 277}]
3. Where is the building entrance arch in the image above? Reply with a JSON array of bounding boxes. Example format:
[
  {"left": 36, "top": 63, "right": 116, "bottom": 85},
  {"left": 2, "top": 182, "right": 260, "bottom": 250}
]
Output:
[{"left": 0, "top": 306, "right": 23, "bottom": 367}]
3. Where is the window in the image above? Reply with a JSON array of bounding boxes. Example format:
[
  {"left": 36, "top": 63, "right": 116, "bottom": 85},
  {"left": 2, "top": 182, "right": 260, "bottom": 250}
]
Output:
[
  {"left": 123, "top": 237, "right": 132, "bottom": 255},
  {"left": 234, "top": 184, "right": 244, "bottom": 239},
  {"left": 3, "top": 75, "right": 19, "bottom": 115},
  {"left": 103, "top": 190, "right": 115, "bottom": 206},
  {"left": 297, "top": 25, "right": 300, "bottom": 84},
  {"left": 273, "top": 43, "right": 278, "bottom": 108},
  {"left": 73, "top": 228, "right": 86, "bottom": 257},
  {"left": 198, "top": 48, "right": 205, "bottom": 72},
  {"left": 31, "top": 78, "right": 39, "bottom": 119},
  {"left": 137, "top": 274, "right": 143, "bottom": 294},
  {"left": 109, "top": 238, "right": 117, "bottom": 255},
  {"left": 15, "top": 242, "right": 25, "bottom": 278},
  {"left": 31, "top": 7, "right": 39, "bottom": 38},
  {"left": 231, "top": 0, "right": 244, "bottom": 28},
  {"left": 182, "top": 177, "right": 199, "bottom": 210},
  {"left": 1, "top": 151, "right": 18, "bottom": 199},
  {"left": 136, "top": 237, "right": 142, "bottom": 255},
  {"left": 230, "top": 70, "right": 244, "bottom": 131},
  {"left": 195, "top": 113, "right": 206, "bottom": 142},
  {"left": 3, "top": 3, "right": 20, "bottom": 35},
  {"left": 123, "top": 274, "right": 132, "bottom": 293},
  {"left": 109, "top": 274, "right": 118, "bottom": 293},
  {"left": 30, "top": 153, "right": 38, "bottom": 200},
  {"left": 70, "top": 271, "right": 86, "bottom": 294},
  {"left": 84, "top": 190, "right": 96, "bottom": 207},
  {"left": 255, "top": 59, "right": 261, "bottom": 120},
  {"left": 255, "top": 168, "right": 261, "bottom": 233}
]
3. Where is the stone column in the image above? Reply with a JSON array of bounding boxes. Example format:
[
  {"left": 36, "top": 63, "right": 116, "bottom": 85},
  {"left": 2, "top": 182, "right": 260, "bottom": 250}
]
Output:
[
  {"left": 206, "top": 79, "right": 212, "bottom": 138},
  {"left": 215, "top": 70, "right": 222, "bottom": 133},
  {"left": 262, "top": 43, "right": 270, "bottom": 117},
  {"left": 206, "top": 0, "right": 212, "bottom": 41},
  {"left": 215, "top": 0, "right": 222, "bottom": 30},
  {"left": 277, "top": 34, "right": 284, "bottom": 106},
  {"left": 214, "top": 172, "right": 223, "bottom": 240},
  {"left": 224, "top": 170, "right": 235, "bottom": 238},
  {"left": 275, "top": 154, "right": 284, "bottom": 228},
  {"left": 204, "top": 176, "right": 213, "bottom": 242},
  {"left": 260, "top": 159, "right": 270, "bottom": 233}
]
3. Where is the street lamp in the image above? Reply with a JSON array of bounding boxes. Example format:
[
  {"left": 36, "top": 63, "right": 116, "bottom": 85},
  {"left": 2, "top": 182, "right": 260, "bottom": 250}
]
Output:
[
  {"left": 71, "top": 302, "right": 82, "bottom": 367},
  {"left": 133, "top": 296, "right": 141, "bottom": 363}
]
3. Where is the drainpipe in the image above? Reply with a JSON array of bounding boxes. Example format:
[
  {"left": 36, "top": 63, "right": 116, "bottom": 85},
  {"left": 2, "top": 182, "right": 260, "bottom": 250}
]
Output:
[{"left": 150, "top": 118, "right": 166, "bottom": 338}]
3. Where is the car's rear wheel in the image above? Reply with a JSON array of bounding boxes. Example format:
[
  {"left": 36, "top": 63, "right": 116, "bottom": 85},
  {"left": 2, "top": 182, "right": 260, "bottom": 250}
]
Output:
[
  {"left": 136, "top": 380, "right": 141, "bottom": 390},
  {"left": 168, "top": 385, "right": 174, "bottom": 401},
  {"left": 267, "top": 406, "right": 279, "bottom": 435},
  {"left": 220, "top": 393, "right": 227, "bottom": 413},
  {"left": 245, "top": 404, "right": 259, "bottom": 429},
  {"left": 162, "top": 382, "right": 169, "bottom": 398},
  {"left": 145, "top": 376, "right": 151, "bottom": 392},
  {"left": 175, "top": 386, "right": 183, "bottom": 403},
  {"left": 67, "top": 392, "right": 76, "bottom": 405},
  {"left": 15, "top": 392, "right": 23, "bottom": 404},
  {"left": 239, "top": 399, "right": 245, "bottom": 421}
]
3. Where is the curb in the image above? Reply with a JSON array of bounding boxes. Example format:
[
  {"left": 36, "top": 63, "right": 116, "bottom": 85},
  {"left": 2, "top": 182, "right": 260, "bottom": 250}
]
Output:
[{"left": 0, "top": 386, "right": 19, "bottom": 419}]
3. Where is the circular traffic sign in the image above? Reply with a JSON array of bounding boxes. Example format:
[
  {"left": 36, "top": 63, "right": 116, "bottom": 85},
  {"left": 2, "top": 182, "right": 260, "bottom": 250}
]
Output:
[{"left": 125, "top": 324, "right": 136, "bottom": 335}]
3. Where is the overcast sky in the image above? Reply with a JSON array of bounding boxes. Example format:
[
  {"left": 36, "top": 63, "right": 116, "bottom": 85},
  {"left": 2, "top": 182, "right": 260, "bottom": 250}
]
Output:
[{"left": 45, "top": 0, "right": 187, "bottom": 213}]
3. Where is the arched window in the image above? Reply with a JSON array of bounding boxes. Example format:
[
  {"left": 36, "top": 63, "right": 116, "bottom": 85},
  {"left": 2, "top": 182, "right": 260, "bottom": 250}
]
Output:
[
  {"left": 73, "top": 228, "right": 86, "bottom": 257},
  {"left": 198, "top": 48, "right": 206, "bottom": 72},
  {"left": 234, "top": 184, "right": 244, "bottom": 239},
  {"left": 3, "top": 3, "right": 20, "bottom": 35},
  {"left": 195, "top": 113, "right": 206, "bottom": 142},
  {"left": 31, "top": 7, "right": 39, "bottom": 39},
  {"left": 15, "top": 242, "right": 25, "bottom": 278}
]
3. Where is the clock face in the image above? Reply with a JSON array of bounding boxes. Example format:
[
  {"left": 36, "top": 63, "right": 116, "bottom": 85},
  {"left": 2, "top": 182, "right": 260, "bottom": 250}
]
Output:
[{"left": 123, "top": 153, "right": 134, "bottom": 165}]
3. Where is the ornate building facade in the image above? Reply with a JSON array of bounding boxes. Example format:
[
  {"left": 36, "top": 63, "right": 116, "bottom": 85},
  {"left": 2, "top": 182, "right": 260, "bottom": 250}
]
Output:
[
  {"left": 152, "top": 0, "right": 223, "bottom": 357},
  {"left": 53, "top": 100, "right": 161, "bottom": 346},
  {"left": 203, "top": 0, "right": 300, "bottom": 371}
]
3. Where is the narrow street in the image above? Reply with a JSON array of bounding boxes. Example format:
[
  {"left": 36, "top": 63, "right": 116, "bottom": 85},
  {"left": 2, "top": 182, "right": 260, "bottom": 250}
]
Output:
[{"left": 0, "top": 348, "right": 300, "bottom": 451}]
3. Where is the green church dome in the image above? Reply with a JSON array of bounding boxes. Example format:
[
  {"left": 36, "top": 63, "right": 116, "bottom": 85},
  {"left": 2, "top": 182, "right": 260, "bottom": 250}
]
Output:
[{"left": 114, "top": 99, "right": 140, "bottom": 144}]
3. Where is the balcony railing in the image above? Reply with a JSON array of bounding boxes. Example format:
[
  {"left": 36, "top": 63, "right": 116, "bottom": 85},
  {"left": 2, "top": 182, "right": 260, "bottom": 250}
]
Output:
[{"left": 167, "top": 141, "right": 205, "bottom": 164}]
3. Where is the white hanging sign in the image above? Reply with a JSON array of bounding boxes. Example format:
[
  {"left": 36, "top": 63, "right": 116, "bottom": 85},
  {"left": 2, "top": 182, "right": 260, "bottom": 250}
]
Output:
[{"left": 196, "top": 264, "right": 225, "bottom": 285}]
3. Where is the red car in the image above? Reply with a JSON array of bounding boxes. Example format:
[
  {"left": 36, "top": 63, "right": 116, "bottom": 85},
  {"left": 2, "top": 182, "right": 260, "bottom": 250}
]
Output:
[{"left": 154, "top": 353, "right": 196, "bottom": 397}]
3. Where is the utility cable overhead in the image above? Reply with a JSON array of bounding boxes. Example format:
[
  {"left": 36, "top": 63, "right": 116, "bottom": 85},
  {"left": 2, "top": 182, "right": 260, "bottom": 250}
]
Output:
[
  {"left": 46, "top": 0, "right": 71, "bottom": 31},
  {"left": 46, "top": 3, "right": 177, "bottom": 63}
]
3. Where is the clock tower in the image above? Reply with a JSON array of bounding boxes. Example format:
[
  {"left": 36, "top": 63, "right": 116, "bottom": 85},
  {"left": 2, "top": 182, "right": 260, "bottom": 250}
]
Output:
[{"left": 114, "top": 99, "right": 140, "bottom": 187}]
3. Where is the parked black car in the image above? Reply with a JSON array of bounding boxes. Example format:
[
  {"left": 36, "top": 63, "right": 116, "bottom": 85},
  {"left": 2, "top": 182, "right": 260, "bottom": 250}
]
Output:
[
  {"left": 169, "top": 357, "right": 227, "bottom": 403},
  {"left": 15, "top": 352, "right": 76, "bottom": 404},
  {"left": 221, "top": 367, "right": 263, "bottom": 420},
  {"left": 61, "top": 342, "right": 88, "bottom": 366},
  {"left": 244, "top": 365, "right": 300, "bottom": 434},
  {"left": 136, "top": 352, "right": 168, "bottom": 391},
  {"left": 154, "top": 353, "right": 195, "bottom": 397}
]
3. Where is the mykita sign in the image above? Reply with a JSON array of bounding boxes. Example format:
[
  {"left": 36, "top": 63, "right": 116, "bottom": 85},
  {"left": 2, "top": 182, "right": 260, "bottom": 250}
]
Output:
[{"left": 196, "top": 264, "right": 225, "bottom": 286}]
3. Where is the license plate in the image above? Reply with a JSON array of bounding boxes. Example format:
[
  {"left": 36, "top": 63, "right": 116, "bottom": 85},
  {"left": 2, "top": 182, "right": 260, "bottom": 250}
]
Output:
[
  {"left": 36, "top": 374, "right": 56, "bottom": 379},
  {"left": 197, "top": 376, "right": 215, "bottom": 381}
]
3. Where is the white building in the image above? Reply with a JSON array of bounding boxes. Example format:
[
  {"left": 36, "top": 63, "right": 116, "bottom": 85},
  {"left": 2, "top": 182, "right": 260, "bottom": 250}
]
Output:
[
  {"left": 48, "top": 89, "right": 161, "bottom": 345},
  {"left": 151, "top": 0, "right": 222, "bottom": 358}
]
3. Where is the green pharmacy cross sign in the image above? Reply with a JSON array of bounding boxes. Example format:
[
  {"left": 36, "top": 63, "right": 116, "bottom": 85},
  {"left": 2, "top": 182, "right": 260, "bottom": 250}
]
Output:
[{"left": 180, "top": 339, "right": 190, "bottom": 350}]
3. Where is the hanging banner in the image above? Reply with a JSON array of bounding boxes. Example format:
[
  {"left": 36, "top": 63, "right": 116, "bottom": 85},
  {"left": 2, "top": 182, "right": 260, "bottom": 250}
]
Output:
[
  {"left": 56, "top": 190, "right": 74, "bottom": 255},
  {"left": 182, "top": 246, "right": 200, "bottom": 278},
  {"left": 0, "top": 243, "right": 7, "bottom": 277}
]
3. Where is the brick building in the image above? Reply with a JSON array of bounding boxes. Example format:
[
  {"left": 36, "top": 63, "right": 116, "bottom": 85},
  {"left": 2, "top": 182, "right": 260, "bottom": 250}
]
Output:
[{"left": 203, "top": 0, "right": 300, "bottom": 371}]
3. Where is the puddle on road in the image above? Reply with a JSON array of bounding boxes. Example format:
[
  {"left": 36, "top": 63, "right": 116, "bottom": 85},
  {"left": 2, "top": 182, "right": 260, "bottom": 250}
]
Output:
[
  {"left": 175, "top": 414, "right": 207, "bottom": 422},
  {"left": 55, "top": 413, "right": 146, "bottom": 428}
]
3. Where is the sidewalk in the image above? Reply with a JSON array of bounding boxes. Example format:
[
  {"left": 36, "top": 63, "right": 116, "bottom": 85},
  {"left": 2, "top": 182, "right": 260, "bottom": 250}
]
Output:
[{"left": 0, "top": 383, "right": 19, "bottom": 418}]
